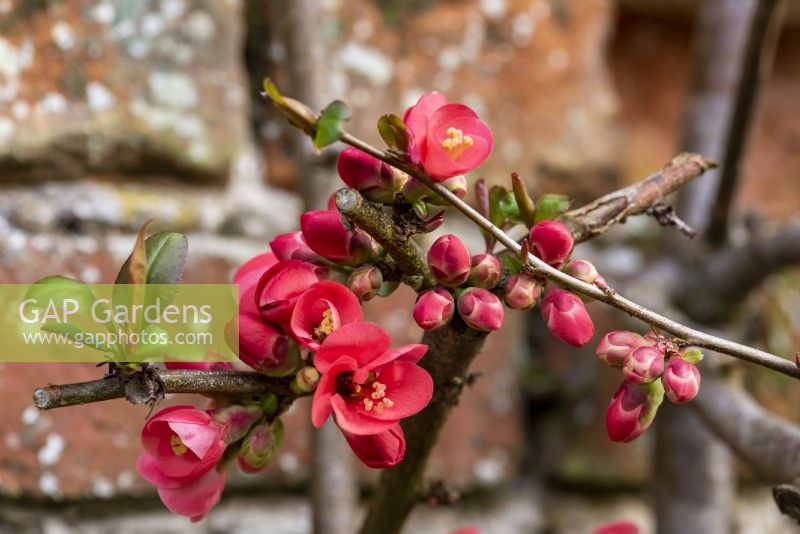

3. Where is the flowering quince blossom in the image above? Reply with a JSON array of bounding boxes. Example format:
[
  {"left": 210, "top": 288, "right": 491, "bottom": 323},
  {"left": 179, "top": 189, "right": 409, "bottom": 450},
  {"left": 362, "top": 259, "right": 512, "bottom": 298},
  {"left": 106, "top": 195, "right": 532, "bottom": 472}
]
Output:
[
  {"left": 255, "top": 259, "right": 327, "bottom": 325},
  {"left": 337, "top": 147, "right": 396, "bottom": 203},
  {"left": 289, "top": 280, "right": 363, "bottom": 351},
  {"left": 529, "top": 220, "right": 574, "bottom": 268},
  {"left": 232, "top": 251, "right": 277, "bottom": 298},
  {"left": 540, "top": 288, "right": 594, "bottom": 347},
  {"left": 427, "top": 234, "right": 471, "bottom": 286},
  {"left": 661, "top": 356, "right": 701, "bottom": 403},
  {"left": 596, "top": 330, "right": 649, "bottom": 368},
  {"left": 311, "top": 322, "right": 433, "bottom": 437},
  {"left": 137, "top": 406, "right": 226, "bottom": 521},
  {"left": 300, "top": 209, "right": 377, "bottom": 265},
  {"left": 342, "top": 423, "right": 406, "bottom": 468},
  {"left": 413, "top": 288, "right": 455, "bottom": 331},
  {"left": 269, "top": 231, "right": 318, "bottom": 262},
  {"left": 457, "top": 287, "right": 504, "bottom": 332},
  {"left": 403, "top": 92, "right": 493, "bottom": 180}
]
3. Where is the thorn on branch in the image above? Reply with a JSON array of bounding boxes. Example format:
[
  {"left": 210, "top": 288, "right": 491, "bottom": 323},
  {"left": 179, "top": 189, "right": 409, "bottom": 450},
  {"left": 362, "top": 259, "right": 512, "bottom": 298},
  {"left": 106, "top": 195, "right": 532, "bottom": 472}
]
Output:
[
  {"left": 420, "top": 480, "right": 461, "bottom": 506},
  {"left": 646, "top": 202, "right": 698, "bottom": 238}
]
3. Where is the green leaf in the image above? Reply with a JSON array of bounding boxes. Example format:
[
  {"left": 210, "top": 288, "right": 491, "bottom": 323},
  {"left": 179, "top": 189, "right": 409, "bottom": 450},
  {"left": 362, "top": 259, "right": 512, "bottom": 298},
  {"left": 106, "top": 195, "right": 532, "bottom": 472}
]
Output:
[
  {"left": 512, "top": 173, "right": 536, "bottom": 227},
  {"left": 499, "top": 192, "right": 522, "bottom": 224},
  {"left": 25, "top": 276, "right": 98, "bottom": 315},
  {"left": 377, "top": 114, "right": 409, "bottom": 152},
  {"left": 41, "top": 322, "right": 116, "bottom": 354},
  {"left": 534, "top": 194, "right": 572, "bottom": 223},
  {"left": 115, "top": 231, "right": 188, "bottom": 308},
  {"left": 314, "top": 100, "right": 350, "bottom": 149},
  {"left": 502, "top": 254, "right": 523, "bottom": 275},
  {"left": 488, "top": 185, "right": 508, "bottom": 229},
  {"left": 262, "top": 78, "right": 317, "bottom": 136}
]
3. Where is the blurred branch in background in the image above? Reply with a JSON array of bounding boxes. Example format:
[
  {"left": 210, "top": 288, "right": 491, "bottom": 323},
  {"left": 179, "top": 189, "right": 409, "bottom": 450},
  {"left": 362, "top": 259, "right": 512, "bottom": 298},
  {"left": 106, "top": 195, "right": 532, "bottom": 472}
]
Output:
[{"left": 659, "top": 0, "right": 790, "bottom": 533}]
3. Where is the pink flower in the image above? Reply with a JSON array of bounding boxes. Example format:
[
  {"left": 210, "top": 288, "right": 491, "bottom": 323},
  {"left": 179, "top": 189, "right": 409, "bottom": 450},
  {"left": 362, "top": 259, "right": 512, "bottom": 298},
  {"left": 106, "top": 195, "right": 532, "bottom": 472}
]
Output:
[
  {"left": 661, "top": 357, "right": 701, "bottom": 404},
  {"left": 413, "top": 288, "right": 455, "bottom": 331},
  {"left": 457, "top": 287, "right": 504, "bottom": 332},
  {"left": 255, "top": 259, "right": 326, "bottom": 325},
  {"left": 233, "top": 252, "right": 277, "bottom": 298},
  {"left": 450, "top": 528, "right": 480, "bottom": 534},
  {"left": 342, "top": 424, "right": 406, "bottom": 468},
  {"left": 593, "top": 520, "right": 640, "bottom": 534},
  {"left": 622, "top": 346, "right": 665, "bottom": 384},
  {"left": 503, "top": 273, "right": 542, "bottom": 310},
  {"left": 269, "top": 231, "right": 318, "bottom": 262},
  {"left": 239, "top": 312, "right": 299, "bottom": 375},
  {"left": 428, "top": 234, "right": 471, "bottom": 286},
  {"left": 596, "top": 330, "right": 648, "bottom": 368},
  {"left": 311, "top": 323, "right": 432, "bottom": 436},
  {"left": 404, "top": 93, "right": 493, "bottom": 180},
  {"left": 300, "top": 210, "right": 376, "bottom": 265},
  {"left": 337, "top": 147, "right": 396, "bottom": 203},
  {"left": 606, "top": 380, "right": 664, "bottom": 442},
  {"left": 137, "top": 405, "right": 227, "bottom": 520},
  {"left": 540, "top": 288, "right": 594, "bottom": 347},
  {"left": 468, "top": 253, "right": 502, "bottom": 289},
  {"left": 289, "top": 281, "right": 363, "bottom": 351},
  {"left": 529, "top": 220, "right": 574, "bottom": 268}
]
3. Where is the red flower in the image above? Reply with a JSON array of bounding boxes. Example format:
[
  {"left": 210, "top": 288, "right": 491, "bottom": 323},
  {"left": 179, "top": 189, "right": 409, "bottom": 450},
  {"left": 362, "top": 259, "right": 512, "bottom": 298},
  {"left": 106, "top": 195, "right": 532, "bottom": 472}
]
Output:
[
  {"left": 269, "top": 231, "right": 318, "bottom": 262},
  {"left": 593, "top": 520, "right": 640, "bottom": 534},
  {"left": 337, "top": 147, "right": 396, "bottom": 203},
  {"left": 233, "top": 252, "right": 277, "bottom": 297},
  {"left": 255, "top": 259, "right": 326, "bottom": 325},
  {"left": 239, "top": 311, "right": 299, "bottom": 375},
  {"left": 529, "top": 220, "right": 574, "bottom": 268},
  {"left": 137, "top": 405, "right": 227, "bottom": 520},
  {"left": 311, "top": 323, "right": 432, "bottom": 436},
  {"left": 404, "top": 92, "right": 493, "bottom": 180},
  {"left": 540, "top": 288, "right": 594, "bottom": 347},
  {"left": 300, "top": 210, "right": 377, "bottom": 265},
  {"left": 290, "top": 281, "right": 363, "bottom": 351},
  {"left": 342, "top": 424, "right": 406, "bottom": 469}
]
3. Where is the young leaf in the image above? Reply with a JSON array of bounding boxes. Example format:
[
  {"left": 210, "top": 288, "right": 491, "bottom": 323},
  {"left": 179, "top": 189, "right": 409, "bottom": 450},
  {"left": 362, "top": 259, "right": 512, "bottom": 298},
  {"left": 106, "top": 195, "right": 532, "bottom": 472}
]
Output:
[
  {"left": 115, "top": 231, "right": 188, "bottom": 286},
  {"left": 502, "top": 254, "right": 523, "bottom": 275},
  {"left": 25, "top": 276, "right": 98, "bottom": 315},
  {"left": 534, "top": 194, "right": 571, "bottom": 223},
  {"left": 41, "top": 322, "right": 117, "bottom": 354},
  {"left": 262, "top": 78, "right": 317, "bottom": 136},
  {"left": 511, "top": 173, "right": 536, "bottom": 227},
  {"left": 499, "top": 192, "right": 522, "bottom": 223},
  {"left": 377, "top": 114, "right": 409, "bottom": 152},
  {"left": 488, "top": 185, "right": 508, "bottom": 229},
  {"left": 314, "top": 100, "right": 350, "bottom": 149}
]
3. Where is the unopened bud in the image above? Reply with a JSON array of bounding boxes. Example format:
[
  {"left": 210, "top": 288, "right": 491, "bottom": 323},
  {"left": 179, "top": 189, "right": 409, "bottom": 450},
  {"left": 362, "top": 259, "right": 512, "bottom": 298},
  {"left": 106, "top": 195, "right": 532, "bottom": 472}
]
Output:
[
  {"left": 503, "top": 273, "right": 542, "bottom": 310},
  {"left": 210, "top": 404, "right": 262, "bottom": 444},
  {"left": 529, "top": 220, "right": 574, "bottom": 268},
  {"left": 337, "top": 147, "right": 396, "bottom": 203},
  {"left": 565, "top": 259, "right": 599, "bottom": 284},
  {"left": 623, "top": 346, "right": 665, "bottom": 384},
  {"left": 269, "top": 231, "right": 318, "bottom": 262},
  {"left": 428, "top": 234, "right": 471, "bottom": 286},
  {"left": 606, "top": 379, "right": 664, "bottom": 443},
  {"left": 261, "top": 393, "right": 279, "bottom": 415},
  {"left": 294, "top": 366, "right": 320, "bottom": 393},
  {"left": 596, "top": 330, "right": 648, "bottom": 368},
  {"left": 413, "top": 288, "right": 455, "bottom": 331},
  {"left": 457, "top": 287, "right": 504, "bottom": 332},
  {"left": 428, "top": 175, "right": 467, "bottom": 205},
  {"left": 347, "top": 265, "right": 383, "bottom": 301},
  {"left": 238, "top": 420, "right": 284, "bottom": 473},
  {"left": 661, "top": 357, "right": 701, "bottom": 404},
  {"left": 541, "top": 288, "right": 594, "bottom": 347},
  {"left": 468, "top": 254, "right": 502, "bottom": 289}
]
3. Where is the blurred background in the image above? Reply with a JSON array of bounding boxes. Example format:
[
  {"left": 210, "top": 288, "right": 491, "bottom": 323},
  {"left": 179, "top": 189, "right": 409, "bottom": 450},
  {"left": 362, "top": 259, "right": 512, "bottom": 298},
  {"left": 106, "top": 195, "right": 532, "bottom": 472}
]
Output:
[{"left": 0, "top": 0, "right": 798, "bottom": 532}]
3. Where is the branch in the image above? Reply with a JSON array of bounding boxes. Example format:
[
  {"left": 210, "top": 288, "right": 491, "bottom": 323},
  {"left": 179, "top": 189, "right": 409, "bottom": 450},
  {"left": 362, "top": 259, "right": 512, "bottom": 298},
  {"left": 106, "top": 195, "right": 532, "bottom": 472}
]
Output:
[
  {"left": 338, "top": 132, "right": 800, "bottom": 380},
  {"left": 33, "top": 370, "right": 297, "bottom": 410},
  {"left": 692, "top": 373, "right": 800, "bottom": 483},
  {"left": 773, "top": 480, "right": 800, "bottom": 524},
  {"left": 562, "top": 152, "right": 714, "bottom": 243}
]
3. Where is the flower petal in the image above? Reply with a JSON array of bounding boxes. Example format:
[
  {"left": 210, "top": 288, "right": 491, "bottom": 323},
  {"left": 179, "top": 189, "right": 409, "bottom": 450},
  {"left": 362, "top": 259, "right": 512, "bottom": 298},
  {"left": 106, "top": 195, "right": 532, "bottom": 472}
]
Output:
[{"left": 313, "top": 322, "right": 390, "bottom": 374}]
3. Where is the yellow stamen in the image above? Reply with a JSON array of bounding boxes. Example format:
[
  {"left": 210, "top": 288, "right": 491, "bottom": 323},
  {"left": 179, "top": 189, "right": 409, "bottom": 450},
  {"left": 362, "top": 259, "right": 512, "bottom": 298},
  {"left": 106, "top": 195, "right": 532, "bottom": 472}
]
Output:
[
  {"left": 440, "top": 127, "right": 474, "bottom": 161},
  {"left": 170, "top": 434, "right": 188, "bottom": 456},
  {"left": 313, "top": 309, "right": 335, "bottom": 342}
]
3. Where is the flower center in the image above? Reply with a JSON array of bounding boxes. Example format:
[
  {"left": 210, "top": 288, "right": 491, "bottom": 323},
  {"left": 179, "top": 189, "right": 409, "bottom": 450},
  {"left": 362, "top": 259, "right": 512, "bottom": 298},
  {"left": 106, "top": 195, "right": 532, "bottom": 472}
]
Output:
[
  {"left": 170, "top": 434, "right": 188, "bottom": 456},
  {"left": 313, "top": 309, "right": 335, "bottom": 342},
  {"left": 336, "top": 372, "right": 395, "bottom": 412},
  {"left": 441, "top": 127, "right": 474, "bottom": 161}
]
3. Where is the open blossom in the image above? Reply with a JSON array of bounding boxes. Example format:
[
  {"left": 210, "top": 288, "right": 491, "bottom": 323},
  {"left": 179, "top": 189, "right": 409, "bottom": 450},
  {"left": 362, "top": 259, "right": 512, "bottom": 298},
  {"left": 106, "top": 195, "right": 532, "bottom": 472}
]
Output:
[
  {"left": 300, "top": 210, "right": 377, "bottom": 265},
  {"left": 342, "top": 424, "right": 406, "bottom": 469},
  {"left": 457, "top": 287, "right": 504, "bottom": 332},
  {"left": 606, "top": 380, "right": 664, "bottom": 443},
  {"left": 137, "top": 406, "right": 227, "bottom": 521},
  {"left": 529, "top": 220, "right": 574, "bottom": 268},
  {"left": 255, "top": 259, "right": 326, "bottom": 325},
  {"left": 289, "top": 281, "right": 363, "bottom": 351},
  {"left": 337, "top": 147, "right": 396, "bottom": 203},
  {"left": 413, "top": 288, "right": 455, "bottom": 331},
  {"left": 541, "top": 288, "right": 594, "bottom": 347},
  {"left": 269, "top": 231, "right": 318, "bottom": 262},
  {"left": 661, "top": 357, "right": 701, "bottom": 403},
  {"left": 311, "top": 322, "right": 433, "bottom": 438},
  {"left": 596, "top": 330, "right": 648, "bottom": 368},
  {"left": 428, "top": 234, "right": 471, "bottom": 286},
  {"left": 233, "top": 252, "right": 277, "bottom": 297},
  {"left": 403, "top": 92, "right": 493, "bottom": 180}
]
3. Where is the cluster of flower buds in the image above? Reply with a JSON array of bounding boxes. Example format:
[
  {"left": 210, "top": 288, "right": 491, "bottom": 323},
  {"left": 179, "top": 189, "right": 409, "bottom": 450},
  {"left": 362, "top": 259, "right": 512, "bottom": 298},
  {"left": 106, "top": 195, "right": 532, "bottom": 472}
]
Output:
[{"left": 598, "top": 330, "right": 703, "bottom": 442}]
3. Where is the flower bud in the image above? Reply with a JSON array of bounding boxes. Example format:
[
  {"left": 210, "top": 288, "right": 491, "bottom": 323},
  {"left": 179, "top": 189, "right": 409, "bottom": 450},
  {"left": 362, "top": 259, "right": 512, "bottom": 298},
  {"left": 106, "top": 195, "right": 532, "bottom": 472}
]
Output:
[
  {"left": 457, "top": 287, "right": 504, "bottom": 332},
  {"left": 238, "top": 420, "right": 284, "bottom": 473},
  {"left": 564, "top": 259, "right": 599, "bottom": 284},
  {"left": 428, "top": 175, "right": 467, "bottom": 205},
  {"left": 347, "top": 265, "right": 383, "bottom": 301},
  {"left": 623, "top": 346, "right": 665, "bottom": 384},
  {"left": 294, "top": 366, "right": 320, "bottom": 393},
  {"left": 503, "top": 273, "right": 542, "bottom": 310},
  {"left": 468, "top": 253, "right": 502, "bottom": 289},
  {"left": 593, "top": 520, "right": 640, "bottom": 534},
  {"left": 596, "top": 330, "right": 648, "bottom": 368},
  {"left": 413, "top": 288, "right": 455, "bottom": 331},
  {"left": 661, "top": 357, "right": 701, "bottom": 404},
  {"left": 529, "top": 220, "right": 574, "bottom": 268},
  {"left": 427, "top": 234, "right": 471, "bottom": 286},
  {"left": 337, "top": 147, "right": 396, "bottom": 203},
  {"left": 269, "top": 231, "right": 318, "bottom": 262},
  {"left": 541, "top": 288, "right": 594, "bottom": 347},
  {"left": 401, "top": 177, "right": 433, "bottom": 204},
  {"left": 210, "top": 404, "right": 262, "bottom": 444},
  {"left": 239, "top": 313, "right": 302, "bottom": 376},
  {"left": 606, "top": 379, "right": 664, "bottom": 443},
  {"left": 300, "top": 210, "right": 377, "bottom": 265}
]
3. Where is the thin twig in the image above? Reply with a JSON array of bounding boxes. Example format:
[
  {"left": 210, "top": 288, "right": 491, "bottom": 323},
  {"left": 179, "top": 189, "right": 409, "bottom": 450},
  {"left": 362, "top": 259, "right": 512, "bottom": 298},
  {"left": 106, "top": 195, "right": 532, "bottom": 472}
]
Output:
[{"left": 338, "top": 132, "right": 799, "bottom": 379}]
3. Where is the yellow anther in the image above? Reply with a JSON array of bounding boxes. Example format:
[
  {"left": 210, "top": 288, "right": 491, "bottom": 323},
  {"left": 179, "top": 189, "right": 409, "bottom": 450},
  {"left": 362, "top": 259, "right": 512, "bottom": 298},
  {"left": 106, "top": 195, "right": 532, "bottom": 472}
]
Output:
[
  {"left": 313, "top": 309, "right": 335, "bottom": 342},
  {"left": 363, "top": 398, "right": 374, "bottom": 411},
  {"left": 170, "top": 434, "right": 188, "bottom": 456},
  {"left": 440, "top": 127, "right": 473, "bottom": 160}
]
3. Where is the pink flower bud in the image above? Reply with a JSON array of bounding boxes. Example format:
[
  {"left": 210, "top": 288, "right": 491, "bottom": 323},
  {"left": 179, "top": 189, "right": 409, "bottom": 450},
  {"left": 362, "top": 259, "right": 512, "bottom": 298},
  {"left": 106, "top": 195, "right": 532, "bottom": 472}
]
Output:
[
  {"left": 337, "top": 147, "right": 396, "bottom": 203},
  {"left": 428, "top": 175, "right": 467, "bottom": 206},
  {"left": 596, "top": 330, "right": 648, "bottom": 368},
  {"left": 239, "top": 312, "right": 301, "bottom": 376},
  {"left": 413, "top": 288, "right": 455, "bottom": 331},
  {"left": 565, "top": 259, "right": 599, "bottom": 284},
  {"left": 593, "top": 520, "right": 640, "bottom": 534},
  {"left": 269, "top": 231, "right": 318, "bottom": 262},
  {"left": 540, "top": 288, "right": 594, "bottom": 347},
  {"left": 468, "top": 253, "right": 502, "bottom": 289},
  {"left": 503, "top": 273, "right": 542, "bottom": 310},
  {"left": 342, "top": 425, "right": 406, "bottom": 469},
  {"left": 347, "top": 265, "right": 383, "bottom": 301},
  {"left": 300, "top": 210, "right": 377, "bottom": 265},
  {"left": 529, "top": 220, "right": 574, "bottom": 268},
  {"left": 238, "top": 420, "right": 284, "bottom": 473},
  {"left": 623, "top": 346, "right": 665, "bottom": 384},
  {"left": 661, "top": 357, "right": 701, "bottom": 404},
  {"left": 606, "top": 380, "right": 664, "bottom": 443},
  {"left": 427, "top": 234, "right": 471, "bottom": 286},
  {"left": 457, "top": 287, "right": 504, "bottom": 332},
  {"left": 210, "top": 404, "right": 262, "bottom": 444}
]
